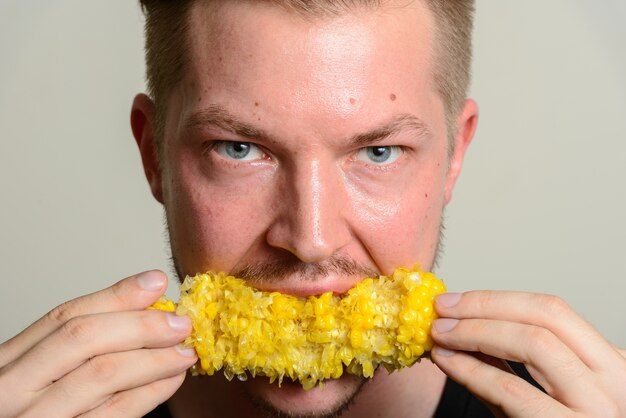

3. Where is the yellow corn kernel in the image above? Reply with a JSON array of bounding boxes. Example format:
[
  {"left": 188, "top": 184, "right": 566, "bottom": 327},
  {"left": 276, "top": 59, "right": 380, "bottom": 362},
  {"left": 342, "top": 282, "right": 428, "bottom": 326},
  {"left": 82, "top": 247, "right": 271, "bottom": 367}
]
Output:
[
  {"left": 148, "top": 298, "right": 176, "bottom": 312},
  {"left": 349, "top": 329, "right": 364, "bottom": 348},
  {"left": 151, "top": 265, "right": 445, "bottom": 389}
]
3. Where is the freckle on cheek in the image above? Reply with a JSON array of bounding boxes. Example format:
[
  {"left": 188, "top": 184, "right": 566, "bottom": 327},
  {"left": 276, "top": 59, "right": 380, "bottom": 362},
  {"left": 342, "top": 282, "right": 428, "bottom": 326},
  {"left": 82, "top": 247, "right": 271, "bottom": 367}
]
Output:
[{"left": 255, "top": 101, "right": 259, "bottom": 107}]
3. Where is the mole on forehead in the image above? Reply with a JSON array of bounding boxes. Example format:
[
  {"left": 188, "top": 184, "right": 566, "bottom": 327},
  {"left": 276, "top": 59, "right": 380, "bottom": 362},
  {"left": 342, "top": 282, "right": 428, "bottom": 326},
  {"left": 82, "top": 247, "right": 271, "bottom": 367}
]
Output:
[{"left": 348, "top": 93, "right": 398, "bottom": 106}]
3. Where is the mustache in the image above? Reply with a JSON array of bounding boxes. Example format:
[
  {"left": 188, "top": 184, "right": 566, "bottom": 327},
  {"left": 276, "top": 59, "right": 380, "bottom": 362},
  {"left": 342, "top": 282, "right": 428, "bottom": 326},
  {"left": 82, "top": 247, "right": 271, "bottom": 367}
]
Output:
[{"left": 230, "top": 253, "right": 379, "bottom": 283}]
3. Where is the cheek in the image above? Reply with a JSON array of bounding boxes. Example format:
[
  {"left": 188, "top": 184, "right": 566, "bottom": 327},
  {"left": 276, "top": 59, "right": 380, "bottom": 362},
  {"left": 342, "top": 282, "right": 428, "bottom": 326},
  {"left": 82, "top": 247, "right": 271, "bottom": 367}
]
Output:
[
  {"left": 164, "top": 158, "right": 274, "bottom": 272},
  {"left": 347, "top": 160, "right": 447, "bottom": 271}
]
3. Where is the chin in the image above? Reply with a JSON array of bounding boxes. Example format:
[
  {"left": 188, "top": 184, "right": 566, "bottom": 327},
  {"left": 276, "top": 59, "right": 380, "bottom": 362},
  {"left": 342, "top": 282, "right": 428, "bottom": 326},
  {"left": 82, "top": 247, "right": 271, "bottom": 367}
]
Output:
[{"left": 243, "top": 373, "right": 367, "bottom": 418}]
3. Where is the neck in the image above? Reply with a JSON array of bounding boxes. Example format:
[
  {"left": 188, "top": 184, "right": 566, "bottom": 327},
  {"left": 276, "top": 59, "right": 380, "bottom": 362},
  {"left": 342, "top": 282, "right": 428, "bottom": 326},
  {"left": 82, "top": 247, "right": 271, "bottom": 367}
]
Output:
[{"left": 167, "top": 361, "right": 446, "bottom": 418}]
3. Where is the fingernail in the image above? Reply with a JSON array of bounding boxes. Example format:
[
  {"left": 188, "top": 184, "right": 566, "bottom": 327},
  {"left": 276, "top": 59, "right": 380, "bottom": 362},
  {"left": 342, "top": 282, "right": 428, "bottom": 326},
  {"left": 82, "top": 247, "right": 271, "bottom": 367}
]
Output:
[
  {"left": 137, "top": 270, "right": 166, "bottom": 291},
  {"left": 432, "top": 346, "right": 456, "bottom": 357},
  {"left": 433, "top": 318, "right": 459, "bottom": 333},
  {"left": 436, "top": 292, "right": 461, "bottom": 308},
  {"left": 176, "top": 344, "right": 197, "bottom": 358},
  {"left": 167, "top": 313, "right": 191, "bottom": 332}
]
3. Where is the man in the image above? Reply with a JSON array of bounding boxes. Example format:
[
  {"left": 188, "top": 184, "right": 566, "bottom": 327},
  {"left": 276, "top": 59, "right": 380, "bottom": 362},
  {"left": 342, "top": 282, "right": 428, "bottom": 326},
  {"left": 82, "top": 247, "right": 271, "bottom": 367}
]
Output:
[{"left": 1, "top": 1, "right": 624, "bottom": 417}]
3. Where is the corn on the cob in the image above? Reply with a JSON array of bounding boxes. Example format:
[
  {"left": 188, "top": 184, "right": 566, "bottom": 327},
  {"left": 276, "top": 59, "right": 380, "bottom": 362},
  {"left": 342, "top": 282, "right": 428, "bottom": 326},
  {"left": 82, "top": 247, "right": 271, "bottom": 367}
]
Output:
[{"left": 150, "top": 265, "right": 445, "bottom": 390}]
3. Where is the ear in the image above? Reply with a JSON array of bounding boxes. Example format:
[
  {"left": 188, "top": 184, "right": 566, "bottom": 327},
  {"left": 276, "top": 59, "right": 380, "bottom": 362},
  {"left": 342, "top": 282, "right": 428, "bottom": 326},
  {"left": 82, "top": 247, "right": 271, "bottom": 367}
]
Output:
[
  {"left": 444, "top": 99, "right": 479, "bottom": 205},
  {"left": 131, "top": 94, "right": 164, "bottom": 204}
]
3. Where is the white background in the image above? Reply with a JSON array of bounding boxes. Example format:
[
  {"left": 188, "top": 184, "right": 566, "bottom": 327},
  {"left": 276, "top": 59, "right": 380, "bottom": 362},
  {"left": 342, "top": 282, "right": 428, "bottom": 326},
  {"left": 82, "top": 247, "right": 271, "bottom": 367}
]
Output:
[{"left": 1, "top": 1, "right": 625, "bottom": 347}]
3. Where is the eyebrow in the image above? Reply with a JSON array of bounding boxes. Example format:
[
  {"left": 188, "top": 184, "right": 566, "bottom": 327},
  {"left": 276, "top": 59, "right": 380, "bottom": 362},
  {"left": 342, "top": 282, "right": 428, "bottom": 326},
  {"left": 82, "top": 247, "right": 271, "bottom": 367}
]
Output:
[
  {"left": 348, "top": 113, "right": 431, "bottom": 146},
  {"left": 184, "top": 105, "right": 430, "bottom": 146},
  {"left": 184, "top": 105, "right": 272, "bottom": 140}
]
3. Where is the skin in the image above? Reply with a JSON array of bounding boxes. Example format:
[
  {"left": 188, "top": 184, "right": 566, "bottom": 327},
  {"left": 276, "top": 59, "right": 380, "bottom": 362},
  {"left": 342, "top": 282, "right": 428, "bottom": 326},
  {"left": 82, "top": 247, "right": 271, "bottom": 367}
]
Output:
[{"left": 0, "top": 1, "right": 624, "bottom": 417}]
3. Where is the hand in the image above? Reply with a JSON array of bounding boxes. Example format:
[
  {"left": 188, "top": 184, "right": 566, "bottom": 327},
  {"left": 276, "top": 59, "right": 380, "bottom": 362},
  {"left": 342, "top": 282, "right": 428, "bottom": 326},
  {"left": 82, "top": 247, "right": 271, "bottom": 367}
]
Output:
[
  {"left": 430, "top": 291, "right": 626, "bottom": 418},
  {"left": 0, "top": 271, "right": 197, "bottom": 417}
]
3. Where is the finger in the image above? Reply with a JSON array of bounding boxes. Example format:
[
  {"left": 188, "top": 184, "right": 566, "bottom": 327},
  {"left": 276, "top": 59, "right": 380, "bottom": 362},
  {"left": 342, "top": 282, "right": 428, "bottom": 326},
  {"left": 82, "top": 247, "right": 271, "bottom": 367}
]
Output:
[
  {"left": 28, "top": 347, "right": 196, "bottom": 417},
  {"left": 3, "top": 309, "right": 191, "bottom": 392},
  {"left": 80, "top": 371, "right": 185, "bottom": 418},
  {"left": 432, "top": 346, "right": 571, "bottom": 418},
  {"left": 431, "top": 317, "right": 598, "bottom": 407},
  {"left": 0, "top": 270, "right": 168, "bottom": 366},
  {"left": 78, "top": 372, "right": 186, "bottom": 418},
  {"left": 435, "top": 291, "right": 622, "bottom": 372},
  {"left": 452, "top": 352, "right": 511, "bottom": 418}
]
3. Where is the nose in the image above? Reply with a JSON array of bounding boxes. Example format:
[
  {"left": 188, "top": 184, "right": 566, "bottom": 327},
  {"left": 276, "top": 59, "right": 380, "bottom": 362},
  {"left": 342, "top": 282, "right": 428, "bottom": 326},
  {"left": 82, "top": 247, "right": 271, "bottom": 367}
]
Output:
[{"left": 266, "top": 159, "right": 351, "bottom": 263}]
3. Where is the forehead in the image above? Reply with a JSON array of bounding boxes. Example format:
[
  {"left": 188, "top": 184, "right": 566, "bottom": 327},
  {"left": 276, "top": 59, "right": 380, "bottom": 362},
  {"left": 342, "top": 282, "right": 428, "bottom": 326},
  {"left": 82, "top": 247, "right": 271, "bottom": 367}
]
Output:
[{"left": 179, "top": 0, "right": 440, "bottom": 138}]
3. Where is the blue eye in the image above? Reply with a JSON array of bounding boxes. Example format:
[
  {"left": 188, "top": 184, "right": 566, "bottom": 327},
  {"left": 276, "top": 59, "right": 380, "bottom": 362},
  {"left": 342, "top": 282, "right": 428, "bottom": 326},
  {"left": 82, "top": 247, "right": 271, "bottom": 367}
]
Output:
[
  {"left": 214, "top": 141, "right": 264, "bottom": 161},
  {"left": 356, "top": 146, "right": 402, "bottom": 164}
]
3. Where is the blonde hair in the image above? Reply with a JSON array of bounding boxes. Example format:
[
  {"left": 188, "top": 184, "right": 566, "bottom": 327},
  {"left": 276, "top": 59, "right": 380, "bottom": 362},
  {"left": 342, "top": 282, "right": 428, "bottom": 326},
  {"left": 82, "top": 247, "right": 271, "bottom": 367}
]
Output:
[{"left": 139, "top": 0, "right": 475, "bottom": 153}]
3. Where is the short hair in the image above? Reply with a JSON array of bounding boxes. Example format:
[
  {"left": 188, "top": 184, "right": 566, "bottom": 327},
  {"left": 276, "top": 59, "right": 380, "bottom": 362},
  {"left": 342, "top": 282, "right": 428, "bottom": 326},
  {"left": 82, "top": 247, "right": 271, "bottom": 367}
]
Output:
[{"left": 138, "top": 0, "right": 475, "bottom": 155}]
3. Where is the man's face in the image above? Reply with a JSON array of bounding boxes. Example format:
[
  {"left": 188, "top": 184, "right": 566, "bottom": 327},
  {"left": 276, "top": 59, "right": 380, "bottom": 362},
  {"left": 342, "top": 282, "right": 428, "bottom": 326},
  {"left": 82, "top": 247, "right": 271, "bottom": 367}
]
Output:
[{"left": 137, "top": 0, "right": 475, "bottom": 416}]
